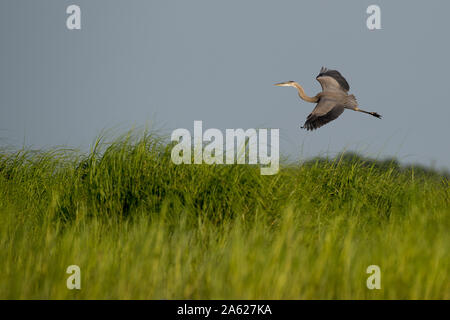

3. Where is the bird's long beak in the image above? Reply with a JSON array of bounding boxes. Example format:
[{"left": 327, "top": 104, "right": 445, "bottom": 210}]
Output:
[{"left": 274, "top": 81, "right": 293, "bottom": 87}]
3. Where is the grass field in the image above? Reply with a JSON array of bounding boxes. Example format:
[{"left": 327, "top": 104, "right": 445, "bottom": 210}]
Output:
[{"left": 0, "top": 132, "right": 449, "bottom": 299}]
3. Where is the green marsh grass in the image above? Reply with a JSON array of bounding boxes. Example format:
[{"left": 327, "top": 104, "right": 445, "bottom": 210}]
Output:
[{"left": 0, "top": 132, "right": 448, "bottom": 299}]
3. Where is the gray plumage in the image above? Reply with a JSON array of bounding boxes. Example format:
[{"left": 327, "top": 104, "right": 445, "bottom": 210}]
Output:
[
  {"left": 275, "top": 67, "right": 381, "bottom": 131},
  {"left": 302, "top": 99, "right": 345, "bottom": 131},
  {"left": 317, "top": 67, "right": 350, "bottom": 92}
]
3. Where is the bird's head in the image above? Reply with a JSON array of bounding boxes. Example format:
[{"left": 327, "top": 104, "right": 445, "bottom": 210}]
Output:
[{"left": 274, "top": 81, "right": 296, "bottom": 87}]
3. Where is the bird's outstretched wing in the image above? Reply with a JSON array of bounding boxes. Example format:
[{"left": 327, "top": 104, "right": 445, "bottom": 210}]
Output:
[
  {"left": 316, "top": 67, "right": 350, "bottom": 92},
  {"left": 302, "top": 98, "right": 345, "bottom": 131}
]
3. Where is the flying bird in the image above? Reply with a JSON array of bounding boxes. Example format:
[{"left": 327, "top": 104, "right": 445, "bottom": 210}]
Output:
[{"left": 275, "top": 67, "right": 381, "bottom": 131}]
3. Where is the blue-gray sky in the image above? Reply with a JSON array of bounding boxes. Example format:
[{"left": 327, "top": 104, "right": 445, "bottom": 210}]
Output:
[{"left": 1, "top": 0, "right": 449, "bottom": 169}]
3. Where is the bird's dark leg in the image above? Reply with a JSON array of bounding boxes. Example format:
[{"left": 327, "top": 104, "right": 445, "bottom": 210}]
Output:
[{"left": 355, "top": 108, "right": 382, "bottom": 119}]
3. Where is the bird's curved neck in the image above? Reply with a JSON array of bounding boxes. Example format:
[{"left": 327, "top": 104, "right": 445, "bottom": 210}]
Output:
[{"left": 293, "top": 83, "right": 319, "bottom": 103}]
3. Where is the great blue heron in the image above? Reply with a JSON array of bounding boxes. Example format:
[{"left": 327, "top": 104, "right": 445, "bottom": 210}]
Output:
[{"left": 275, "top": 67, "right": 381, "bottom": 131}]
